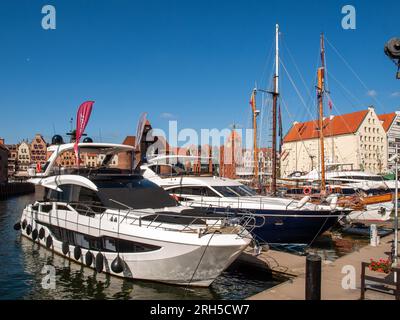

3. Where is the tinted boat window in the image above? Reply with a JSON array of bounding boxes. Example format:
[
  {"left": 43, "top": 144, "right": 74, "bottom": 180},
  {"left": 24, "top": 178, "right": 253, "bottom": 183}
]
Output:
[
  {"left": 228, "top": 185, "right": 257, "bottom": 196},
  {"left": 213, "top": 186, "right": 240, "bottom": 197},
  {"left": 95, "top": 177, "right": 177, "bottom": 209},
  {"left": 169, "top": 186, "right": 219, "bottom": 197}
]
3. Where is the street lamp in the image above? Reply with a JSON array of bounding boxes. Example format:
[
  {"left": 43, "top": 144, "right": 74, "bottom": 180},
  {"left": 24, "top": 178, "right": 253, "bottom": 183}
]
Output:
[
  {"left": 384, "top": 38, "right": 400, "bottom": 79},
  {"left": 388, "top": 153, "right": 399, "bottom": 281}
]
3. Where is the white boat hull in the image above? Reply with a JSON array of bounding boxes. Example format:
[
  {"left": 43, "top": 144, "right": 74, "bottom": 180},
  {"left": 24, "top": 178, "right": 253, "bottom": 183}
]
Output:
[
  {"left": 347, "top": 201, "right": 393, "bottom": 222},
  {"left": 20, "top": 207, "right": 251, "bottom": 287}
]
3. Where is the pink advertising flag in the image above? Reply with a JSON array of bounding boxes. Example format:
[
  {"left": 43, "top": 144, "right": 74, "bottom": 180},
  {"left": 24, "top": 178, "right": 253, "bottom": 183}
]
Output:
[{"left": 74, "top": 101, "right": 94, "bottom": 163}]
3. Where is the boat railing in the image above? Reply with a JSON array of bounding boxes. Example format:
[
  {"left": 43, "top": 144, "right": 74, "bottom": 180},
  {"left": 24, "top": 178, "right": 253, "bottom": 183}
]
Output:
[
  {"left": 29, "top": 201, "right": 260, "bottom": 239},
  {"left": 181, "top": 196, "right": 315, "bottom": 212}
]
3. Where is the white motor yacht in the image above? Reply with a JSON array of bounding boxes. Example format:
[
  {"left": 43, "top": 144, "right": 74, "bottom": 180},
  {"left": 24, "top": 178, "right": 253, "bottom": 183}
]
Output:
[{"left": 15, "top": 142, "right": 252, "bottom": 287}]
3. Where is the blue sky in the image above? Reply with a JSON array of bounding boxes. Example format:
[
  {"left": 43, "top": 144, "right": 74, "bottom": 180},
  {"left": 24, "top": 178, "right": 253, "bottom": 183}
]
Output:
[{"left": 0, "top": 0, "right": 399, "bottom": 145}]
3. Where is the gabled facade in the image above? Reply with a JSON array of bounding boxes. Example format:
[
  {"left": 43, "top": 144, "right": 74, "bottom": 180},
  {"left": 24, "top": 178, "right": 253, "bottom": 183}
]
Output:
[
  {"left": 17, "top": 141, "right": 31, "bottom": 174},
  {"left": 30, "top": 134, "right": 47, "bottom": 168},
  {"left": 378, "top": 111, "right": 400, "bottom": 172},
  {"left": 281, "top": 107, "right": 388, "bottom": 177}
]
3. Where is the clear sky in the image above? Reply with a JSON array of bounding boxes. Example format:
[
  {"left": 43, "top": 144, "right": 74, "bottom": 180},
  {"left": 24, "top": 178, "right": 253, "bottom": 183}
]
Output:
[{"left": 0, "top": 0, "right": 399, "bottom": 145}]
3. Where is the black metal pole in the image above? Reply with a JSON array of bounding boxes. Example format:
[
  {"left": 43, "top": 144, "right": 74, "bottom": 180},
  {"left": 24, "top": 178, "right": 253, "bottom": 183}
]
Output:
[{"left": 305, "top": 254, "right": 322, "bottom": 300}]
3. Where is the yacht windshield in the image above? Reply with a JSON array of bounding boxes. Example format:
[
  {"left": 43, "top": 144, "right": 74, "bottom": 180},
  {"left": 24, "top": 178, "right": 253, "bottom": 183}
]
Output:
[{"left": 213, "top": 185, "right": 257, "bottom": 197}]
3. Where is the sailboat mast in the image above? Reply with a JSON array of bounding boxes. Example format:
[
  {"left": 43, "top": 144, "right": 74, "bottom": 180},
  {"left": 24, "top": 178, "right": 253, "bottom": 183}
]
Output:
[
  {"left": 271, "top": 24, "right": 279, "bottom": 195},
  {"left": 318, "top": 33, "right": 326, "bottom": 191},
  {"left": 252, "top": 89, "right": 258, "bottom": 181}
]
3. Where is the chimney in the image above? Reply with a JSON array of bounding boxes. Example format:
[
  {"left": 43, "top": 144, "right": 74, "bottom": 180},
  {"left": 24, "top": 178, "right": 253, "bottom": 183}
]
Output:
[{"left": 0, "top": 138, "right": 4, "bottom": 145}]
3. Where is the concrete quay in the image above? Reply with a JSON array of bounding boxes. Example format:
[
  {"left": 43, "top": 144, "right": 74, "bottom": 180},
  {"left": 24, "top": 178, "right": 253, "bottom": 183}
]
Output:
[{"left": 243, "top": 234, "right": 397, "bottom": 300}]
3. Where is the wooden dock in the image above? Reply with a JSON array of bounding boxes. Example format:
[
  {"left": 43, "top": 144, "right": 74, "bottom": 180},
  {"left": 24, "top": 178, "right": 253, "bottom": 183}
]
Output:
[{"left": 245, "top": 234, "right": 397, "bottom": 300}]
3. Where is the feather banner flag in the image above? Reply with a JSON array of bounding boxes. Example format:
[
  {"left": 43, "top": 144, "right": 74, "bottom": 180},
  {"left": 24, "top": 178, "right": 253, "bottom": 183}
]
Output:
[
  {"left": 328, "top": 99, "right": 333, "bottom": 111},
  {"left": 249, "top": 89, "right": 256, "bottom": 112},
  {"left": 74, "top": 101, "right": 94, "bottom": 164}
]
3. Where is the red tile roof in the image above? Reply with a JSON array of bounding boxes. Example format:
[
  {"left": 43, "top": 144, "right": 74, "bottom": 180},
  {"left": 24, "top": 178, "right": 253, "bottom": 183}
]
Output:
[
  {"left": 122, "top": 136, "right": 136, "bottom": 146},
  {"left": 378, "top": 112, "right": 396, "bottom": 132},
  {"left": 283, "top": 109, "right": 369, "bottom": 143}
]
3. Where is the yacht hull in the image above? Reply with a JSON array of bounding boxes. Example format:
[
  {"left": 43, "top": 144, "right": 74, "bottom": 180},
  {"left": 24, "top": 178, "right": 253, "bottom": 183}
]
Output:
[
  {"left": 205, "top": 208, "right": 343, "bottom": 245},
  {"left": 19, "top": 208, "right": 250, "bottom": 287}
]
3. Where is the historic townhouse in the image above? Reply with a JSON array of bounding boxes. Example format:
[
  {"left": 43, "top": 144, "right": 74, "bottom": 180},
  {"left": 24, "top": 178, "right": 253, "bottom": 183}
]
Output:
[
  {"left": 281, "top": 107, "right": 388, "bottom": 177},
  {"left": 0, "top": 139, "right": 9, "bottom": 184},
  {"left": 30, "top": 134, "right": 47, "bottom": 168},
  {"left": 5, "top": 144, "right": 18, "bottom": 177},
  {"left": 378, "top": 111, "right": 400, "bottom": 172},
  {"left": 16, "top": 141, "right": 31, "bottom": 174}
]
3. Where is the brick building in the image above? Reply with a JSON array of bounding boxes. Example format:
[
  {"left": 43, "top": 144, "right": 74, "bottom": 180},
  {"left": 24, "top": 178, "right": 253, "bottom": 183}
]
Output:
[
  {"left": 5, "top": 144, "right": 18, "bottom": 178},
  {"left": 30, "top": 134, "right": 47, "bottom": 169},
  {"left": 0, "top": 139, "right": 9, "bottom": 184}
]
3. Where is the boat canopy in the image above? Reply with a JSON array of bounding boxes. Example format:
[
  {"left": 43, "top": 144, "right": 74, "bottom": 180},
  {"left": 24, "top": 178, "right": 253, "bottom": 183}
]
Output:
[
  {"left": 37, "top": 143, "right": 134, "bottom": 177},
  {"left": 29, "top": 174, "right": 98, "bottom": 192}
]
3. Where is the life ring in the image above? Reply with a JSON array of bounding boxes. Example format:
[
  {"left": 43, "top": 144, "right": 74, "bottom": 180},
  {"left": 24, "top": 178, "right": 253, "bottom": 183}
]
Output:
[
  {"left": 170, "top": 194, "right": 180, "bottom": 202},
  {"left": 303, "top": 186, "right": 312, "bottom": 195}
]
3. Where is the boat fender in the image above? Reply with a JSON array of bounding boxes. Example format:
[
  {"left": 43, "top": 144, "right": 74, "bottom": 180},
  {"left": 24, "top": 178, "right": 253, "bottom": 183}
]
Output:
[
  {"left": 74, "top": 246, "right": 82, "bottom": 260},
  {"left": 26, "top": 224, "right": 32, "bottom": 236},
  {"left": 22, "top": 219, "right": 27, "bottom": 230},
  {"left": 39, "top": 227, "right": 45, "bottom": 240},
  {"left": 330, "top": 196, "right": 338, "bottom": 210},
  {"left": 85, "top": 251, "right": 93, "bottom": 267},
  {"left": 32, "top": 229, "right": 38, "bottom": 241},
  {"left": 111, "top": 255, "right": 124, "bottom": 274},
  {"left": 13, "top": 222, "right": 21, "bottom": 231},
  {"left": 296, "top": 196, "right": 310, "bottom": 209},
  {"left": 62, "top": 242, "right": 69, "bottom": 255},
  {"left": 95, "top": 253, "right": 104, "bottom": 273},
  {"left": 46, "top": 236, "right": 53, "bottom": 249}
]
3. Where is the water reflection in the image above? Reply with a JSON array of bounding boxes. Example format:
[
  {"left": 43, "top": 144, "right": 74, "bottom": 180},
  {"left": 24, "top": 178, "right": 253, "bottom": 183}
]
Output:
[{"left": 307, "top": 232, "right": 369, "bottom": 261}]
